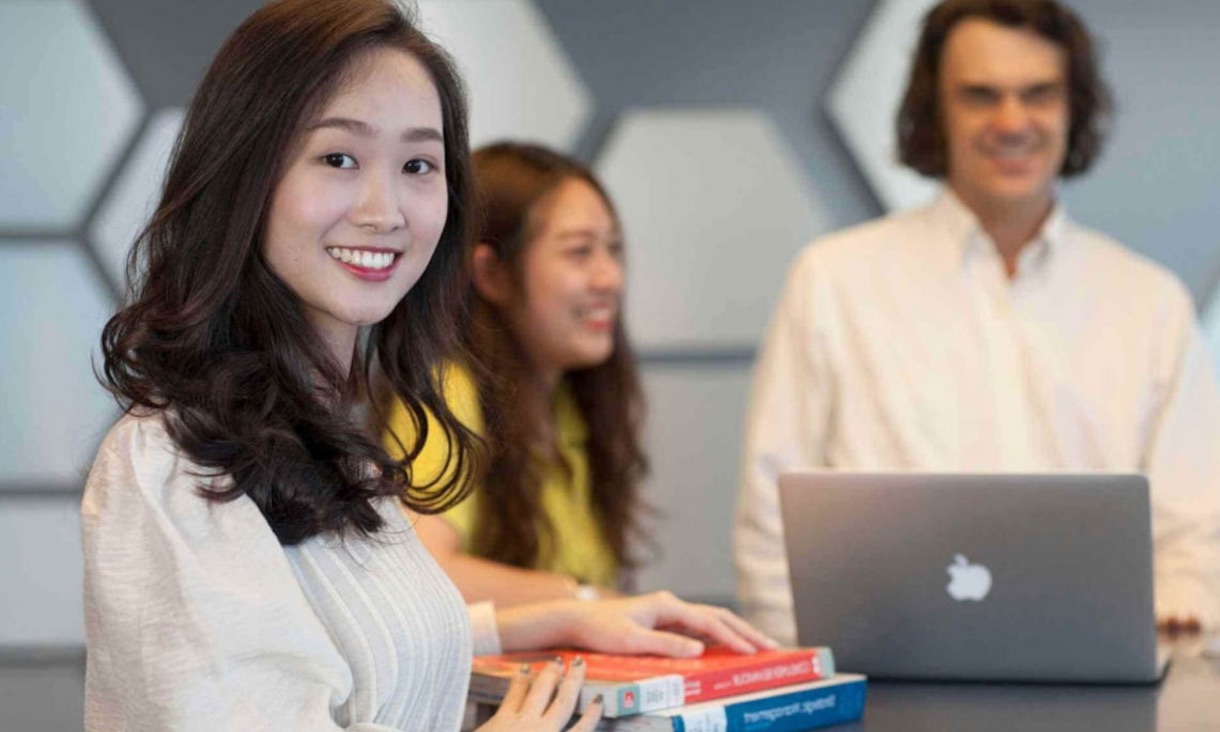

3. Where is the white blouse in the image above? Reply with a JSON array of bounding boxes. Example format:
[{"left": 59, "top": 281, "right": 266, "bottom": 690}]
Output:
[{"left": 82, "top": 411, "right": 500, "bottom": 731}]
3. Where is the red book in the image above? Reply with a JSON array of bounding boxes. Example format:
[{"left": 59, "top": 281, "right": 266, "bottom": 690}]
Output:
[{"left": 468, "top": 646, "right": 835, "bottom": 718}]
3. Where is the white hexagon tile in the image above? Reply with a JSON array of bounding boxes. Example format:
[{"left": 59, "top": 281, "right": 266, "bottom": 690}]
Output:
[
  {"left": 597, "top": 109, "right": 826, "bottom": 351},
  {"left": 416, "top": 0, "right": 591, "bottom": 150},
  {"left": 0, "top": 499, "right": 84, "bottom": 645},
  {"left": 91, "top": 108, "right": 186, "bottom": 291},
  {"left": 0, "top": 244, "right": 118, "bottom": 485},
  {"left": 0, "top": 0, "right": 142, "bottom": 230},
  {"left": 633, "top": 366, "right": 753, "bottom": 601},
  {"left": 826, "top": 0, "right": 939, "bottom": 213}
]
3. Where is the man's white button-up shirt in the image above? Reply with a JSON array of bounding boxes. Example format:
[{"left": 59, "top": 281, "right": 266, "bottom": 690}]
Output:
[{"left": 736, "top": 189, "right": 1220, "bottom": 645}]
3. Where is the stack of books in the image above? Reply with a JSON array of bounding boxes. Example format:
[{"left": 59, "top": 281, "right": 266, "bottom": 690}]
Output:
[{"left": 465, "top": 645, "right": 866, "bottom": 731}]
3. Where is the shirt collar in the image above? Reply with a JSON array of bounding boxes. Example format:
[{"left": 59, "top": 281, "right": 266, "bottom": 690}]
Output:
[{"left": 931, "top": 186, "right": 1069, "bottom": 274}]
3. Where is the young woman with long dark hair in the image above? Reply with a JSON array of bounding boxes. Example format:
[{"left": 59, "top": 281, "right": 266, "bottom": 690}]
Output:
[
  {"left": 384, "top": 143, "right": 647, "bottom": 605},
  {"left": 83, "top": 1, "right": 772, "bottom": 729}
]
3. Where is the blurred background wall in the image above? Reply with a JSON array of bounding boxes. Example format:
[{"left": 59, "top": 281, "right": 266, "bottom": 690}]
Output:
[{"left": 3, "top": 0, "right": 1220, "bottom": 726}]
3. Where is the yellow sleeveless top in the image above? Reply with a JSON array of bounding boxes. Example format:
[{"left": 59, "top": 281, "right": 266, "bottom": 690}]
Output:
[{"left": 383, "top": 364, "right": 618, "bottom": 587}]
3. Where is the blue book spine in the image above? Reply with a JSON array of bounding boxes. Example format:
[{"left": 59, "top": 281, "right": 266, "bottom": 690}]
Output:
[{"left": 671, "top": 677, "right": 867, "bottom": 732}]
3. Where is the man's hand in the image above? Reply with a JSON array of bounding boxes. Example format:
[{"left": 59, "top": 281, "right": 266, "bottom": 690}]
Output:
[{"left": 1158, "top": 614, "right": 1202, "bottom": 636}]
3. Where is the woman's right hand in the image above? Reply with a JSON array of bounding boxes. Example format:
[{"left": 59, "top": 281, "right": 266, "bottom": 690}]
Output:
[{"left": 476, "top": 656, "right": 603, "bottom": 732}]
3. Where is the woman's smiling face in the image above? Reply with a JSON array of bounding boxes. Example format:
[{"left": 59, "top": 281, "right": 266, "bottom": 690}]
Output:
[
  {"left": 263, "top": 46, "right": 448, "bottom": 363},
  {"left": 508, "top": 177, "right": 624, "bottom": 381}
]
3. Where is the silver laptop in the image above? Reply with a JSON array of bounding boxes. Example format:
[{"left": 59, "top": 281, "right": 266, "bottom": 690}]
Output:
[{"left": 779, "top": 472, "right": 1168, "bottom": 683}]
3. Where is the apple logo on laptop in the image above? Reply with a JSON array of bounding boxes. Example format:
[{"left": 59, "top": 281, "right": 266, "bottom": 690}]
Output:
[{"left": 946, "top": 554, "right": 991, "bottom": 601}]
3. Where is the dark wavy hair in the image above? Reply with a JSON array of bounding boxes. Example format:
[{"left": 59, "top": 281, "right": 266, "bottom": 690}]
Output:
[
  {"left": 100, "top": 0, "right": 478, "bottom": 545},
  {"left": 897, "top": 0, "right": 1113, "bottom": 177},
  {"left": 461, "top": 142, "right": 649, "bottom": 578}
]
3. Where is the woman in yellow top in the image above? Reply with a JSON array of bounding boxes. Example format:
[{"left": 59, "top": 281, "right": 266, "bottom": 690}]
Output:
[{"left": 385, "top": 142, "right": 647, "bottom": 606}]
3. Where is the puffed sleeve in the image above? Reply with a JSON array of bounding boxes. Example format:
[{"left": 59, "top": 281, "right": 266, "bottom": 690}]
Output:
[
  {"left": 81, "top": 413, "right": 401, "bottom": 731},
  {"left": 467, "top": 601, "right": 502, "bottom": 657}
]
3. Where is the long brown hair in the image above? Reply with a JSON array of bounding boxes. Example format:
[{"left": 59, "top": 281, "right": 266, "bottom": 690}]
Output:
[
  {"left": 897, "top": 0, "right": 1112, "bottom": 177},
  {"left": 100, "top": 0, "right": 477, "bottom": 545},
  {"left": 464, "top": 142, "right": 648, "bottom": 577}
]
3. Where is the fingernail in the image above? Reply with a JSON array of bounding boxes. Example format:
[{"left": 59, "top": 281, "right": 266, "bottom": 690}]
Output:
[
  {"left": 591, "top": 694, "right": 604, "bottom": 706},
  {"left": 552, "top": 656, "right": 565, "bottom": 668},
  {"left": 519, "top": 663, "right": 531, "bottom": 675},
  {"left": 572, "top": 656, "right": 585, "bottom": 668}
]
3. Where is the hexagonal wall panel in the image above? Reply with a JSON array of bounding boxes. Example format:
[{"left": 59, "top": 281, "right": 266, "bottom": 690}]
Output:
[
  {"left": 633, "top": 365, "right": 753, "bottom": 602},
  {"left": 826, "top": 0, "right": 939, "bottom": 212},
  {"left": 0, "top": 243, "right": 117, "bottom": 485},
  {"left": 91, "top": 108, "right": 186, "bottom": 292},
  {"left": 417, "top": 0, "right": 591, "bottom": 150},
  {"left": 0, "top": 498, "right": 84, "bottom": 645},
  {"left": 597, "top": 109, "right": 825, "bottom": 351},
  {"left": 88, "top": 0, "right": 260, "bottom": 109},
  {"left": 0, "top": 0, "right": 142, "bottom": 230}
]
